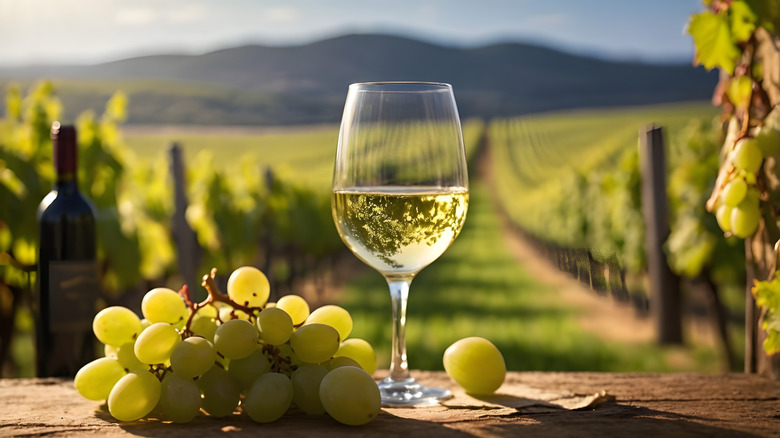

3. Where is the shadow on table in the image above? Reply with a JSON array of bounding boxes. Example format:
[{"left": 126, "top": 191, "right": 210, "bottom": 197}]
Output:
[
  {"left": 96, "top": 405, "right": 473, "bottom": 437},
  {"left": 460, "top": 393, "right": 763, "bottom": 438}
]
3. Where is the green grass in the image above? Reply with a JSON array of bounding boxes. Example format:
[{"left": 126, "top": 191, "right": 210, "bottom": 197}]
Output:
[{"left": 338, "top": 181, "right": 722, "bottom": 373}]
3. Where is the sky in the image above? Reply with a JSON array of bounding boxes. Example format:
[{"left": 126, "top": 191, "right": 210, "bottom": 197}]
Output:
[{"left": 0, "top": 0, "right": 704, "bottom": 67}]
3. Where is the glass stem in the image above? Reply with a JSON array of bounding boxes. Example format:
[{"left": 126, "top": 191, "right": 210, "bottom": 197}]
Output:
[{"left": 387, "top": 279, "right": 412, "bottom": 382}]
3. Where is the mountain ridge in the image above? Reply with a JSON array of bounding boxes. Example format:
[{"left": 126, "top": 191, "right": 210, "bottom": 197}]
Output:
[{"left": 0, "top": 33, "right": 717, "bottom": 125}]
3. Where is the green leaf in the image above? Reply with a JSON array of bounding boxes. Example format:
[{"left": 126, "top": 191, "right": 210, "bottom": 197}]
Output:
[
  {"left": 730, "top": 0, "right": 758, "bottom": 42},
  {"left": 687, "top": 11, "right": 741, "bottom": 74}
]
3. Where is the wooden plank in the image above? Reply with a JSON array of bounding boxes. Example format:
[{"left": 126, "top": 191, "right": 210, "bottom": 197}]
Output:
[{"left": 2, "top": 372, "right": 778, "bottom": 437}]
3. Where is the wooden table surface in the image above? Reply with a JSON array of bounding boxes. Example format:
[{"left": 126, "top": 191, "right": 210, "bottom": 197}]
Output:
[{"left": 2, "top": 371, "right": 779, "bottom": 437}]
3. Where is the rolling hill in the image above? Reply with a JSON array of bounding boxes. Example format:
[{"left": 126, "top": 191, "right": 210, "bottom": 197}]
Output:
[{"left": 0, "top": 34, "right": 717, "bottom": 125}]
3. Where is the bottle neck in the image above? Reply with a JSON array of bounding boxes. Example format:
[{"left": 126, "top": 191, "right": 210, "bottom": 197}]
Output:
[{"left": 52, "top": 125, "right": 78, "bottom": 189}]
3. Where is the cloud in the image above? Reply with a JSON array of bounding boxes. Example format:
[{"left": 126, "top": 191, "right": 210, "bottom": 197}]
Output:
[
  {"left": 266, "top": 6, "right": 299, "bottom": 23},
  {"left": 167, "top": 5, "right": 207, "bottom": 24},
  {"left": 115, "top": 7, "right": 159, "bottom": 26}
]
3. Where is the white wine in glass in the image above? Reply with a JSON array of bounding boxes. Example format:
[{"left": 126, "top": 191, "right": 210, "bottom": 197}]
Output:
[{"left": 332, "top": 82, "right": 469, "bottom": 406}]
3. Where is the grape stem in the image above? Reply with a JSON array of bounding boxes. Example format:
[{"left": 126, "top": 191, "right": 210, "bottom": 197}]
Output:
[{"left": 178, "top": 267, "right": 265, "bottom": 337}]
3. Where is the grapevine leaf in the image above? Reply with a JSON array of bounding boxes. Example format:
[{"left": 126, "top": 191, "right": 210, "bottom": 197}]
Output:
[
  {"left": 730, "top": 0, "right": 758, "bottom": 42},
  {"left": 688, "top": 11, "right": 741, "bottom": 74}
]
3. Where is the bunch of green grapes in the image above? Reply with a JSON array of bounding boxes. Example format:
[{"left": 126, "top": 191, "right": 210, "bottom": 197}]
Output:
[
  {"left": 714, "top": 130, "right": 780, "bottom": 238},
  {"left": 75, "top": 266, "right": 381, "bottom": 426}
]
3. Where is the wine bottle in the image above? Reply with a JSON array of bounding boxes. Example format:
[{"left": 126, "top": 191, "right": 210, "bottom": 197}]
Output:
[{"left": 36, "top": 122, "right": 99, "bottom": 377}]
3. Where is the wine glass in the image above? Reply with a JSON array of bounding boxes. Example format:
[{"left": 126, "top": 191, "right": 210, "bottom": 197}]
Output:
[{"left": 331, "top": 82, "right": 469, "bottom": 406}]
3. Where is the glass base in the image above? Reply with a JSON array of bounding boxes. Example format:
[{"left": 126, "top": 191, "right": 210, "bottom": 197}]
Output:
[{"left": 378, "top": 376, "right": 452, "bottom": 407}]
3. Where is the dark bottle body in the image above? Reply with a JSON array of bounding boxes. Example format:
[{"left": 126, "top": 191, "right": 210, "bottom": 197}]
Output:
[{"left": 36, "top": 123, "right": 99, "bottom": 377}]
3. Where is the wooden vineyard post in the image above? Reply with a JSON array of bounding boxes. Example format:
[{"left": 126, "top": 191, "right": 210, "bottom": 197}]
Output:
[
  {"left": 639, "top": 125, "right": 683, "bottom": 344},
  {"left": 169, "top": 143, "right": 202, "bottom": 296}
]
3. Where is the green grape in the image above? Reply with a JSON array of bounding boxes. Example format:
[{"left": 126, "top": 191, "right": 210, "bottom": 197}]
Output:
[
  {"left": 276, "top": 295, "right": 310, "bottom": 325},
  {"left": 141, "top": 287, "right": 188, "bottom": 325},
  {"left": 74, "top": 357, "right": 127, "bottom": 401},
  {"left": 197, "top": 365, "right": 241, "bottom": 417},
  {"left": 721, "top": 178, "right": 748, "bottom": 207},
  {"left": 319, "top": 366, "right": 380, "bottom": 426},
  {"left": 170, "top": 336, "right": 216, "bottom": 378},
  {"left": 731, "top": 199, "right": 761, "bottom": 238},
  {"left": 324, "top": 356, "right": 362, "bottom": 370},
  {"left": 134, "top": 322, "right": 181, "bottom": 365},
  {"left": 289, "top": 323, "right": 340, "bottom": 364},
  {"left": 256, "top": 307, "right": 293, "bottom": 345},
  {"left": 107, "top": 370, "right": 161, "bottom": 422},
  {"left": 159, "top": 373, "right": 202, "bottom": 423},
  {"left": 291, "top": 364, "right": 329, "bottom": 415},
  {"left": 196, "top": 304, "right": 219, "bottom": 319},
  {"left": 732, "top": 137, "right": 763, "bottom": 173},
  {"left": 227, "top": 349, "right": 271, "bottom": 390},
  {"left": 716, "top": 203, "right": 733, "bottom": 232},
  {"left": 443, "top": 337, "right": 506, "bottom": 395},
  {"left": 756, "top": 128, "right": 780, "bottom": 157},
  {"left": 190, "top": 314, "right": 218, "bottom": 342},
  {"left": 227, "top": 266, "right": 270, "bottom": 308},
  {"left": 242, "top": 372, "right": 293, "bottom": 423},
  {"left": 214, "top": 319, "right": 259, "bottom": 360},
  {"left": 116, "top": 342, "right": 146, "bottom": 371},
  {"left": 333, "top": 338, "right": 377, "bottom": 375},
  {"left": 93, "top": 306, "right": 143, "bottom": 347},
  {"left": 305, "top": 305, "right": 353, "bottom": 340}
]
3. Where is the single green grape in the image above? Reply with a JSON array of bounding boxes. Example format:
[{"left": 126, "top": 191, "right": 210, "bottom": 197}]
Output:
[
  {"left": 74, "top": 357, "right": 127, "bottom": 401},
  {"left": 319, "top": 366, "right": 381, "bottom": 426},
  {"left": 190, "top": 314, "right": 218, "bottom": 342},
  {"left": 291, "top": 364, "right": 329, "bottom": 415},
  {"left": 214, "top": 319, "right": 259, "bottom": 360},
  {"left": 141, "top": 287, "right": 188, "bottom": 325},
  {"left": 227, "top": 266, "right": 270, "bottom": 308},
  {"left": 227, "top": 349, "right": 271, "bottom": 390},
  {"left": 170, "top": 336, "right": 216, "bottom": 378},
  {"left": 134, "top": 322, "right": 181, "bottom": 365},
  {"left": 731, "top": 199, "right": 761, "bottom": 238},
  {"left": 116, "top": 342, "right": 146, "bottom": 371},
  {"left": 159, "top": 372, "right": 202, "bottom": 423},
  {"left": 443, "top": 337, "right": 506, "bottom": 395},
  {"left": 276, "top": 295, "right": 310, "bottom": 325},
  {"left": 243, "top": 372, "right": 294, "bottom": 423},
  {"left": 333, "top": 338, "right": 377, "bottom": 375},
  {"left": 289, "top": 323, "right": 340, "bottom": 364},
  {"left": 107, "top": 370, "right": 161, "bottom": 422},
  {"left": 721, "top": 178, "right": 748, "bottom": 207},
  {"left": 732, "top": 137, "right": 763, "bottom": 173},
  {"left": 93, "top": 306, "right": 143, "bottom": 347},
  {"left": 305, "top": 305, "right": 353, "bottom": 340},
  {"left": 715, "top": 203, "right": 733, "bottom": 232},
  {"left": 324, "top": 356, "right": 362, "bottom": 370},
  {"left": 256, "top": 307, "right": 294, "bottom": 345},
  {"left": 197, "top": 366, "right": 241, "bottom": 418}
]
